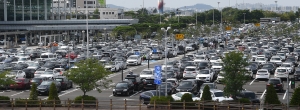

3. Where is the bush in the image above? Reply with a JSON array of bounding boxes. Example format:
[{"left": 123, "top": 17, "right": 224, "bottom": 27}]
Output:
[
  {"left": 14, "top": 98, "right": 40, "bottom": 107},
  {"left": 29, "top": 83, "right": 38, "bottom": 100},
  {"left": 46, "top": 83, "right": 61, "bottom": 106},
  {"left": 150, "top": 96, "right": 174, "bottom": 105},
  {"left": 290, "top": 86, "right": 300, "bottom": 105},
  {"left": 181, "top": 93, "right": 193, "bottom": 102},
  {"left": 239, "top": 98, "right": 251, "bottom": 104},
  {"left": 74, "top": 95, "right": 97, "bottom": 104},
  {"left": 201, "top": 85, "right": 212, "bottom": 101},
  {"left": 0, "top": 96, "right": 10, "bottom": 103},
  {"left": 264, "top": 84, "right": 281, "bottom": 104}
]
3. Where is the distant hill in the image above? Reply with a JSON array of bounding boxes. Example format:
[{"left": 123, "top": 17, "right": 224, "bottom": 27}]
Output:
[
  {"left": 179, "top": 3, "right": 213, "bottom": 10},
  {"left": 107, "top": 4, "right": 125, "bottom": 9}
]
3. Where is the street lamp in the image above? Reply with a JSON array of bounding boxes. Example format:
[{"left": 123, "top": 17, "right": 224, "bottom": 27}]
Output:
[
  {"left": 161, "top": 26, "right": 171, "bottom": 97},
  {"left": 103, "top": 28, "right": 106, "bottom": 42},
  {"left": 243, "top": 13, "right": 246, "bottom": 25},
  {"left": 82, "top": 30, "right": 85, "bottom": 44}
]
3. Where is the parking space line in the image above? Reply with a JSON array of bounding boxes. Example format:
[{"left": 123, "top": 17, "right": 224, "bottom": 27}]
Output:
[
  {"left": 130, "top": 90, "right": 142, "bottom": 97},
  {"left": 11, "top": 91, "right": 24, "bottom": 96},
  {"left": 42, "top": 88, "right": 79, "bottom": 100},
  {"left": 283, "top": 90, "right": 288, "bottom": 99},
  {"left": 260, "top": 89, "right": 266, "bottom": 99},
  {"left": 109, "top": 94, "right": 113, "bottom": 97},
  {"left": 249, "top": 79, "right": 256, "bottom": 85},
  {"left": 289, "top": 81, "right": 291, "bottom": 85}
]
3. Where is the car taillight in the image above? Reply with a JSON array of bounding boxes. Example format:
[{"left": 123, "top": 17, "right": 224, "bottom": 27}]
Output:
[
  {"left": 183, "top": 72, "right": 186, "bottom": 74},
  {"left": 267, "top": 84, "right": 270, "bottom": 86},
  {"left": 277, "top": 84, "right": 282, "bottom": 86}
]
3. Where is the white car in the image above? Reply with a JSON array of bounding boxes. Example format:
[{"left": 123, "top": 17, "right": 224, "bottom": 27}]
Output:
[
  {"left": 196, "top": 69, "right": 215, "bottom": 82},
  {"left": 172, "top": 92, "right": 200, "bottom": 101},
  {"left": 139, "top": 68, "right": 154, "bottom": 79},
  {"left": 183, "top": 66, "right": 198, "bottom": 79},
  {"left": 209, "top": 56, "right": 222, "bottom": 63},
  {"left": 211, "top": 61, "right": 223, "bottom": 72},
  {"left": 104, "top": 62, "right": 121, "bottom": 72},
  {"left": 280, "top": 63, "right": 294, "bottom": 74},
  {"left": 39, "top": 70, "right": 61, "bottom": 79},
  {"left": 245, "top": 68, "right": 254, "bottom": 79},
  {"left": 274, "top": 67, "right": 289, "bottom": 78},
  {"left": 166, "top": 78, "right": 179, "bottom": 87},
  {"left": 200, "top": 89, "right": 233, "bottom": 102},
  {"left": 255, "top": 69, "right": 270, "bottom": 80},
  {"left": 194, "top": 55, "right": 208, "bottom": 62},
  {"left": 276, "top": 53, "right": 286, "bottom": 61},
  {"left": 5, "top": 70, "right": 26, "bottom": 79},
  {"left": 126, "top": 55, "right": 142, "bottom": 66},
  {"left": 216, "top": 71, "right": 224, "bottom": 83},
  {"left": 270, "top": 56, "right": 282, "bottom": 66},
  {"left": 255, "top": 57, "right": 267, "bottom": 65}
]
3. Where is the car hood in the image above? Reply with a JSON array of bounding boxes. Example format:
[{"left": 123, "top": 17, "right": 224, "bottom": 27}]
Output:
[
  {"left": 37, "top": 85, "right": 50, "bottom": 89},
  {"left": 40, "top": 74, "right": 54, "bottom": 78},
  {"left": 140, "top": 74, "right": 153, "bottom": 78},
  {"left": 213, "top": 97, "right": 233, "bottom": 102},
  {"left": 104, "top": 65, "right": 114, "bottom": 68},
  {"left": 270, "top": 60, "right": 281, "bottom": 62},
  {"left": 212, "top": 66, "right": 222, "bottom": 69},
  {"left": 127, "top": 59, "right": 138, "bottom": 62},
  {"left": 176, "top": 87, "right": 193, "bottom": 89}
]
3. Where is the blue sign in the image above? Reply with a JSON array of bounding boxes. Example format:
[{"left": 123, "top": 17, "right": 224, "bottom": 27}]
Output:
[
  {"left": 135, "top": 52, "right": 140, "bottom": 55},
  {"left": 154, "top": 65, "right": 162, "bottom": 85},
  {"left": 153, "top": 49, "right": 157, "bottom": 53}
]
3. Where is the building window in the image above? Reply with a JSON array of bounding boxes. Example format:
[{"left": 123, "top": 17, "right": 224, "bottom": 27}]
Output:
[
  {"left": 106, "top": 12, "right": 108, "bottom": 14},
  {"left": 84, "top": 1, "right": 86, "bottom": 4},
  {"left": 109, "top": 12, "right": 111, "bottom": 14},
  {"left": 112, "top": 12, "right": 114, "bottom": 14},
  {"left": 87, "top": 1, "right": 93, "bottom": 4},
  {"left": 103, "top": 12, "right": 105, "bottom": 14}
]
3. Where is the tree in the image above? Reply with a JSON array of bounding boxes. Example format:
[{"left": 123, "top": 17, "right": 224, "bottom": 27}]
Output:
[
  {"left": 47, "top": 83, "right": 60, "bottom": 105},
  {"left": 29, "top": 83, "right": 38, "bottom": 100},
  {"left": 0, "top": 71, "right": 16, "bottom": 89},
  {"left": 222, "top": 51, "right": 249, "bottom": 99},
  {"left": 93, "top": 8, "right": 100, "bottom": 19},
  {"left": 264, "top": 84, "right": 281, "bottom": 104},
  {"left": 290, "top": 86, "right": 300, "bottom": 105},
  {"left": 201, "top": 85, "right": 212, "bottom": 101},
  {"left": 66, "top": 58, "right": 112, "bottom": 96}
]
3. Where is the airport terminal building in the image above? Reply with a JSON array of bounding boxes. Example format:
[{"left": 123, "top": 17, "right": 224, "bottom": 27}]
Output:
[{"left": 0, "top": 0, "right": 137, "bottom": 48}]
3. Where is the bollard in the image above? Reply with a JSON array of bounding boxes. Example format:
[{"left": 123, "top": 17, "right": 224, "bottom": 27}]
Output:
[
  {"left": 81, "top": 99, "right": 84, "bottom": 110},
  {"left": 168, "top": 100, "right": 170, "bottom": 110},
  {"left": 154, "top": 100, "right": 156, "bottom": 110},
  {"left": 227, "top": 102, "right": 230, "bottom": 110},
  {"left": 139, "top": 99, "right": 142, "bottom": 110},
  {"left": 110, "top": 99, "right": 112, "bottom": 110},
  {"left": 214, "top": 101, "right": 216, "bottom": 110},
  {"left": 11, "top": 98, "right": 14, "bottom": 110},
  {"left": 39, "top": 99, "right": 42, "bottom": 110},
  {"left": 198, "top": 100, "right": 200, "bottom": 110},
  {"left": 25, "top": 99, "right": 28, "bottom": 110},
  {"left": 242, "top": 104, "right": 244, "bottom": 110},
  {"left": 68, "top": 98, "right": 70, "bottom": 110},
  {"left": 124, "top": 99, "right": 127, "bottom": 110},
  {"left": 96, "top": 99, "right": 98, "bottom": 110},
  {"left": 183, "top": 100, "right": 185, "bottom": 110},
  {"left": 54, "top": 99, "right": 56, "bottom": 110}
]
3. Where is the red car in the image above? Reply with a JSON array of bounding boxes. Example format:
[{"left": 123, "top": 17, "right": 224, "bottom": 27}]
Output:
[
  {"left": 10, "top": 78, "right": 30, "bottom": 90},
  {"left": 65, "top": 52, "right": 77, "bottom": 59}
]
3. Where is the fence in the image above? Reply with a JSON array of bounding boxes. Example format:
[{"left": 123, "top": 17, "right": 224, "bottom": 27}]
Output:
[{"left": 0, "top": 99, "right": 299, "bottom": 110}]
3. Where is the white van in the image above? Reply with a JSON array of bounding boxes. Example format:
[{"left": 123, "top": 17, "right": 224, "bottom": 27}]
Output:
[{"left": 40, "top": 53, "right": 58, "bottom": 60}]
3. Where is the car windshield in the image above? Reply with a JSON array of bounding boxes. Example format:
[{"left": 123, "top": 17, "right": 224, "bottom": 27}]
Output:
[
  {"left": 286, "top": 58, "right": 295, "bottom": 61},
  {"left": 213, "top": 63, "right": 223, "bottom": 66},
  {"left": 271, "top": 58, "right": 281, "bottom": 60},
  {"left": 31, "top": 78, "right": 42, "bottom": 82},
  {"left": 195, "top": 57, "right": 205, "bottom": 59},
  {"left": 185, "top": 68, "right": 196, "bottom": 71},
  {"left": 214, "top": 92, "right": 224, "bottom": 97},
  {"left": 256, "top": 58, "right": 265, "bottom": 61},
  {"left": 128, "top": 56, "right": 138, "bottom": 60},
  {"left": 281, "top": 64, "right": 291, "bottom": 67},
  {"left": 201, "top": 84, "right": 214, "bottom": 89},
  {"left": 43, "top": 71, "right": 53, "bottom": 74},
  {"left": 40, "top": 81, "right": 52, "bottom": 85},
  {"left": 211, "top": 57, "right": 219, "bottom": 60},
  {"left": 160, "top": 83, "right": 172, "bottom": 88},
  {"left": 115, "top": 83, "right": 128, "bottom": 89},
  {"left": 263, "top": 64, "right": 273, "bottom": 68},
  {"left": 198, "top": 62, "right": 208, "bottom": 66},
  {"left": 179, "top": 81, "right": 192, "bottom": 87},
  {"left": 141, "top": 71, "right": 152, "bottom": 75},
  {"left": 258, "top": 70, "right": 267, "bottom": 73},
  {"left": 199, "top": 70, "right": 209, "bottom": 74},
  {"left": 277, "top": 69, "right": 286, "bottom": 72},
  {"left": 269, "top": 79, "right": 280, "bottom": 84}
]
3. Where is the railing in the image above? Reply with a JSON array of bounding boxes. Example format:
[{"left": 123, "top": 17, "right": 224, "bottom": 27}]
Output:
[{"left": 0, "top": 99, "right": 299, "bottom": 110}]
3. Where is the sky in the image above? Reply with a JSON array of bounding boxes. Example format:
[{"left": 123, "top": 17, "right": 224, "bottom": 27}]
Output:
[{"left": 106, "top": 0, "right": 300, "bottom": 8}]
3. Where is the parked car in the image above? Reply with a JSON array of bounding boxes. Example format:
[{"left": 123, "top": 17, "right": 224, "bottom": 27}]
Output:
[
  {"left": 37, "top": 80, "right": 61, "bottom": 95},
  {"left": 10, "top": 78, "right": 31, "bottom": 90},
  {"left": 256, "top": 69, "right": 270, "bottom": 80},
  {"left": 54, "top": 76, "right": 73, "bottom": 90},
  {"left": 30, "top": 77, "right": 48, "bottom": 87},
  {"left": 237, "top": 90, "right": 260, "bottom": 103},
  {"left": 113, "top": 81, "right": 135, "bottom": 96},
  {"left": 139, "top": 90, "right": 166, "bottom": 105},
  {"left": 266, "top": 78, "right": 284, "bottom": 92}
]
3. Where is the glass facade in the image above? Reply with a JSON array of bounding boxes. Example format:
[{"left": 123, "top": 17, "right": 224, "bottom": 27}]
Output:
[{"left": 0, "top": 0, "right": 52, "bottom": 21}]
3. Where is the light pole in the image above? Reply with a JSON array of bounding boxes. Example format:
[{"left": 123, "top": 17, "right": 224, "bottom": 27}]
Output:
[
  {"left": 85, "top": 0, "right": 89, "bottom": 58},
  {"left": 213, "top": 8, "right": 215, "bottom": 25},
  {"left": 243, "top": 13, "right": 246, "bottom": 25},
  {"left": 161, "top": 26, "right": 171, "bottom": 97},
  {"left": 103, "top": 28, "right": 106, "bottom": 42},
  {"left": 275, "top": 1, "right": 277, "bottom": 12},
  {"left": 82, "top": 30, "right": 85, "bottom": 45}
]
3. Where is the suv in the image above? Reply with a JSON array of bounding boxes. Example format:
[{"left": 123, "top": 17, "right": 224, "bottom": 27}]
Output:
[
  {"left": 266, "top": 78, "right": 284, "bottom": 92},
  {"left": 113, "top": 81, "right": 135, "bottom": 96},
  {"left": 142, "top": 78, "right": 156, "bottom": 90},
  {"left": 54, "top": 76, "right": 73, "bottom": 90},
  {"left": 124, "top": 74, "right": 142, "bottom": 91},
  {"left": 294, "top": 68, "right": 300, "bottom": 81},
  {"left": 237, "top": 90, "right": 260, "bottom": 104}
]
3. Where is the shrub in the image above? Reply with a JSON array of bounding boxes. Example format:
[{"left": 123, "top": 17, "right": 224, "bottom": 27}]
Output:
[
  {"left": 239, "top": 98, "right": 251, "bottom": 104},
  {"left": 150, "top": 96, "right": 174, "bottom": 105},
  {"left": 14, "top": 98, "right": 40, "bottom": 107},
  {"left": 201, "top": 85, "right": 212, "bottom": 101},
  {"left": 46, "top": 83, "right": 61, "bottom": 106},
  {"left": 290, "top": 86, "right": 300, "bottom": 105},
  {"left": 74, "top": 95, "right": 97, "bottom": 104},
  {"left": 29, "top": 83, "right": 38, "bottom": 100},
  {"left": 181, "top": 93, "right": 193, "bottom": 102},
  {"left": 0, "top": 96, "right": 10, "bottom": 103},
  {"left": 264, "top": 84, "right": 281, "bottom": 104}
]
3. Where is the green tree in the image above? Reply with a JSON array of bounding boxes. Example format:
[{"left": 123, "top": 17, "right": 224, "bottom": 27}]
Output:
[
  {"left": 290, "top": 86, "right": 300, "bottom": 105},
  {"left": 47, "top": 83, "right": 60, "bottom": 105},
  {"left": 250, "top": 10, "right": 264, "bottom": 23},
  {"left": 29, "top": 83, "right": 38, "bottom": 100},
  {"left": 181, "top": 93, "right": 193, "bottom": 102},
  {"left": 201, "top": 85, "right": 212, "bottom": 101},
  {"left": 222, "top": 51, "right": 249, "bottom": 99},
  {"left": 264, "top": 84, "right": 281, "bottom": 104},
  {"left": 93, "top": 8, "right": 100, "bottom": 19},
  {"left": 0, "top": 71, "right": 16, "bottom": 89},
  {"left": 66, "top": 58, "right": 112, "bottom": 96}
]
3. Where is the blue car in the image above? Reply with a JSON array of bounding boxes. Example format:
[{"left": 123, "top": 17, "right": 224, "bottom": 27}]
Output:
[{"left": 139, "top": 90, "right": 166, "bottom": 105}]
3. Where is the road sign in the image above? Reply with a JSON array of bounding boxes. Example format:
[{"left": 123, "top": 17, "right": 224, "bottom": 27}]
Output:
[
  {"left": 153, "top": 49, "right": 157, "bottom": 53},
  {"left": 175, "top": 34, "right": 184, "bottom": 40},
  {"left": 154, "top": 65, "right": 162, "bottom": 85},
  {"left": 255, "top": 23, "right": 260, "bottom": 27},
  {"left": 134, "top": 52, "right": 140, "bottom": 55},
  {"left": 225, "top": 26, "right": 232, "bottom": 31}
]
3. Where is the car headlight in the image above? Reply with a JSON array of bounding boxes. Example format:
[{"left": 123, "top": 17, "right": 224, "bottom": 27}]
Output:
[
  {"left": 123, "top": 89, "right": 127, "bottom": 91},
  {"left": 176, "top": 89, "right": 180, "bottom": 91},
  {"left": 206, "top": 77, "right": 210, "bottom": 79},
  {"left": 113, "top": 89, "right": 115, "bottom": 91}
]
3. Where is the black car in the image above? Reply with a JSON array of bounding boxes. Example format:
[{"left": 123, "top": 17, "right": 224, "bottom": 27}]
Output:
[
  {"left": 113, "top": 81, "right": 134, "bottom": 96},
  {"left": 285, "top": 56, "right": 298, "bottom": 66},
  {"left": 248, "top": 63, "right": 259, "bottom": 74},
  {"left": 124, "top": 75, "right": 142, "bottom": 91},
  {"left": 41, "top": 62, "right": 56, "bottom": 69},
  {"left": 37, "top": 80, "right": 61, "bottom": 95},
  {"left": 294, "top": 68, "right": 300, "bottom": 81},
  {"left": 139, "top": 90, "right": 166, "bottom": 105},
  {"left": 161, "top": 70, "right": 177, "bottom": 82},
  {"left": 142, "top": 78, "right": 157, "bottom": 90},
  {"left": 261, "top": 63, "right": 276, "bottom": 74},
  {"left": 157, "top": 82, "right": 176, "bottom": 95},
  {"left": 197, "top": 61, "right": 211, "bottom": 70},
  {"left": 30, "top": 52, "right": 42, "bottom": 59},
  {"left": 175, "top": 80, "right": 199, "bottom": 95},
  {"left": 54, "top": 76, "right": 73, "bottom": 90},
  {"left": 238, "top": 90, "right": 260, "bottom": 103},
  {"left": 266, "top": 78, "right": 284, "bottom": 92}
]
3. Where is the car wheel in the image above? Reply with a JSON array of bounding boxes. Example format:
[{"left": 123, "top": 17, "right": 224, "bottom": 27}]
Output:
[{"left": 70, "top": 83, "right": 73, "bottom": 88}]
